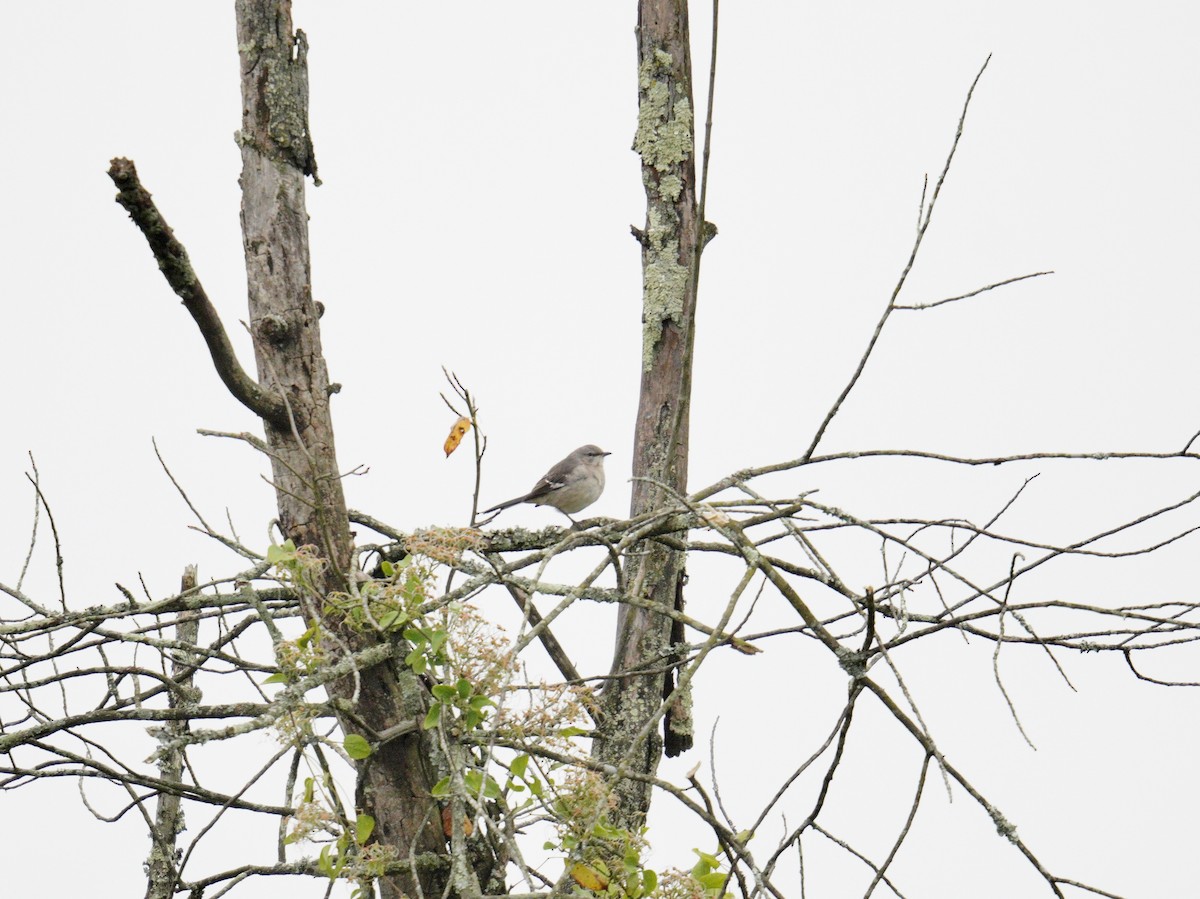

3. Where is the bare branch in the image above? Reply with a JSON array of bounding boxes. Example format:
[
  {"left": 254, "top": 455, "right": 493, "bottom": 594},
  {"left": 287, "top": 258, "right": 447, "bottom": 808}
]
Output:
[
  {"left": 895, "top": 270, "right": 1054, "bottom": 310},
  {"left": 802, "top": 55, "right": 992, "bottom": 460},
  {"left": 107, "top": 157, "right": 288, "bottom": 426}
]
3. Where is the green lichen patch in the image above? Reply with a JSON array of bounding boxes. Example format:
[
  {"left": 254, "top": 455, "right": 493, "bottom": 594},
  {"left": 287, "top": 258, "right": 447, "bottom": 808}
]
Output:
[
  {"left": 640, "top": 209, "right": 689, "bottom": 370},
  {"left": 634, "top": 49, "right": 694, "bottom": 180}
]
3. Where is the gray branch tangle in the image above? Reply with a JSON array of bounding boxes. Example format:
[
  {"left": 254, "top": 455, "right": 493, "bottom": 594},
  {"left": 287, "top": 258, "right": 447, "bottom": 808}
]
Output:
[{"left": 4, "top": 438, "right": 1197, "bottom": 898}]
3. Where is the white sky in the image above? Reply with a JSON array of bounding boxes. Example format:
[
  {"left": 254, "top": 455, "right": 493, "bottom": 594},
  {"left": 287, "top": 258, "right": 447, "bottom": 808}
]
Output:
[{"left": 3, "top": 2, "right": 1200, "bottom": 897}]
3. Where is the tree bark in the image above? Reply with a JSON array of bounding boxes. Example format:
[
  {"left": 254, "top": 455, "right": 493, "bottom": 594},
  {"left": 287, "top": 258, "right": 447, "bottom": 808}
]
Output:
[
  {"left": 596, "top": 0, "right": 700, "bottom": 826},
  {"left": 144, "top": 565, "right": 200, "bottom": 899},
  {"left": 233, "top": 4, "right": 453, "bottom": 895}
]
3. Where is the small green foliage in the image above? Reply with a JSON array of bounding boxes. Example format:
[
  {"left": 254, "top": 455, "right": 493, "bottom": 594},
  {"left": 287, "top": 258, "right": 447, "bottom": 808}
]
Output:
[
  {"left": 463, "top": 770, "right": 502, "bottom": 800},
  {"left": 266, "top": 539, "right": 298, "bottom": 566},
  {"left": 510, "top": 754, "right": 529, "bottom": 780},
  {"left": 343, "top": 733, "right": 372, "bottom": 760},
  {"left": 432, "top": 770, "right": 501, "bottom": 801},
  {"left": 324, "top": 556, "right": 432, "bottom": 634},
  {"left": 676, "top": 845, "right": 735, "bottom": 898},
  {"left": 424, "top": 677, "right": 495, "bottom": 734},
  {"left": 310, "top": 808, "right": 393, "bottom": 896},
  {"left": 264, "top": 622, "right": 325, "bottom": 696},
  {"left": 431, "top": 684, "right": 458, "bottom": 702},
  {"left": 404, "top": 624, "right": 449, "bottom": 677},
  {"left": 543, "top": 770, "right": 658, "bottom": 898},
  {"left": 354, "top": 814, "right": 375, "bottom": 845},
  {"left": 422, "top": 704, "right": 442, "bottom": 730}
]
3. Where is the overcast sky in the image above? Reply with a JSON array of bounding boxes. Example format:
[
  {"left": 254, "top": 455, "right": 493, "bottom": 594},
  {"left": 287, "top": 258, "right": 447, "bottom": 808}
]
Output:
[{"left": 3, "top": 3, "right": 1200, "bottom": 897}]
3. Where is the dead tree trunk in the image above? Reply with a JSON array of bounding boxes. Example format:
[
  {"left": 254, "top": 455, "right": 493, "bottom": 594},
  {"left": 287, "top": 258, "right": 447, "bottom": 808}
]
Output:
[
  {"left": 144, "top": 565, "right": 199, "bottom": 899},
  {"left": 596, "top": 0, "right": 701, "bottom": 826},
  {"left": 232, "top": 5, "right": 454, "bottom": 895},
  {"left": 112, "top": 3, "right": 464, "bottom": 895}
]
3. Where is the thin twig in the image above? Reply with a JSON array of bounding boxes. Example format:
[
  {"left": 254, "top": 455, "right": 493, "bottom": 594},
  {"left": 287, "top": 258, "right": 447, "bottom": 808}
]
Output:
[
  {"left": 802, "top": 55, "right": 992, "bottom": 461},
  {"left": 895, "top": 270, "right": 1053, "bottom": 310}
]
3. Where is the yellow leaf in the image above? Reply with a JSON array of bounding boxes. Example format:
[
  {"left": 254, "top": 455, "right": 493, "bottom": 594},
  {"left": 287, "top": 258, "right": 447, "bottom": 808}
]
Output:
[
  {"left": 569, "top": 862, "right": 609, "bottom": 891},
  {"left": 443, "top": 417, "right": 472, "bottom": 457},
  {"left": 441, "top": 805, "right": 474, "bottom": 838}
]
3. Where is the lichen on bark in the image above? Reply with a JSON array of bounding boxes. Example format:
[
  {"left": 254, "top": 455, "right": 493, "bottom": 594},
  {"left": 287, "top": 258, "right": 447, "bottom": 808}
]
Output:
[
  {"left": 634, "top": 48, "right": 694, "bottom": 180},
  {"left": 640, "top": 207, "right": 689, "bottom": 371}
]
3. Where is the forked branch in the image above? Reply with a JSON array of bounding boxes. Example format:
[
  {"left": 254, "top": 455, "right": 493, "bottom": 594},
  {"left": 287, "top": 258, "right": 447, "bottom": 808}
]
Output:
[{"left": 107, "top": 157, "right": 288, "bottom": 427}]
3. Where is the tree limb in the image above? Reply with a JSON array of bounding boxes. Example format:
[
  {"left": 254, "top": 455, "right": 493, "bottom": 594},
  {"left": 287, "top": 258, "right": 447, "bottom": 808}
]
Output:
[{"left": 107, "top": 157, "right": 288, "bottom": 427}]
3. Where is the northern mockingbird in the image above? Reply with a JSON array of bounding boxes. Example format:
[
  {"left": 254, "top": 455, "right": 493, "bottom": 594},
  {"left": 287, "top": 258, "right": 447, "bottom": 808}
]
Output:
[{"left": 483, "top": 445, "right": 611, "bottom": 520}]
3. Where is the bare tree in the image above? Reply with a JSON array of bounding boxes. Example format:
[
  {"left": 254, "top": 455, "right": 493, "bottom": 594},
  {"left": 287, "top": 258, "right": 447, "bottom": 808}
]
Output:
[{"left": 3, "top": 4, "right": 1199, "bottom": 899}]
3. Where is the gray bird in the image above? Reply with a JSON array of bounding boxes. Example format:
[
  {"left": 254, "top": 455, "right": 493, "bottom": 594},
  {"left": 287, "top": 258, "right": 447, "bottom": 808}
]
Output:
[{"left": 483, "top": 445, "right": 611, "bottom": 519}]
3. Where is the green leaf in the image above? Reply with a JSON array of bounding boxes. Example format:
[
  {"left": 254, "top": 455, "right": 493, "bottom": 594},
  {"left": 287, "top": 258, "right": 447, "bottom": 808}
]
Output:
[
  {"left": 406, "top": 652, "right": 427, "bottom": 674},
  {"left": 378, "top": 608, "right": 403, "bottom": 630},
  {"left": 698, "top": 871, "right": 727, "bottom": 889},
  {"left": 510, "top": 754, "right": 530, "bottom": 779},
  {"left": 423, "top": 703, "right": 442, "bottom": 730},
  {"left": 468, "top": 695, "right": 495, "bottom": 710},
  {"left": 558, "top": 726, "right": 587, "bottom": 737},
  {"left": 694, "top": 849, "right": 721, "bottom": 868},
  {"left": 429, "top": 629, "right": 449, "bottom": 653},
  {"left": 642, "top": 869, "right": 658, "bottom": 892},
  {"left": 266, "top": 540, "right": 297, "bottom": 565},
  {"left": 431, "top": 776, "right": 451, "bottom": 798},
  {"left": 296, "top": 623, "right": 318, "bottom": 648},
  {"left": 355, "top": 814, "right": 375, "bottom": 845},
  {"left": 431, "top": 684, "right": 458, "bottom": 702},
  {"left": 317, "top": 844, "right": 335, "bottom": 878},
  {"left": 463, "top": 770, "right": 501, "bottom": 799},
  {"left": 303, "top": 777, "right": 315, "bottom": 803},
  {"left": 380, "top": 560, "right": 395, "bottom": 578},
  {"left": 456, "top": 678, "right": 472, "bottom": 699},
  {"left": 528, "top": 778, "right": 543, "bottom": 798},
  {"left": 593, "top": 820, "right": 622, "bottom": 840},
  {"left": 263, "top": 671, "right": 289, "bottom": 684},
  {"left": 343, "top": 733, "right": 373, "bottom": 760},
  {"left": 402, "top": 628, "right": 425, "bottom": 644}
]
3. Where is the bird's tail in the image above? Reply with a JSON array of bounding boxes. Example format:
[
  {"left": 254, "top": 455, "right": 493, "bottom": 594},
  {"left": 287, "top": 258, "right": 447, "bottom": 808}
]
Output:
[{"left": 481, "top": 494, "right": 529, "bottom": 515}]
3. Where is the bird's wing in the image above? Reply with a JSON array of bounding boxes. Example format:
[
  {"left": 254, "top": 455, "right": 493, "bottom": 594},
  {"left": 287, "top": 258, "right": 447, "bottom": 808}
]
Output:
[{"left": 525, "top": 455, "right": 584, "bottom": 500}]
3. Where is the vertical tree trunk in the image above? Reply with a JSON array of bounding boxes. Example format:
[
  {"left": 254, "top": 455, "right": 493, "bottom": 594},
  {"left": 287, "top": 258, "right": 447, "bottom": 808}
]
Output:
[
  {"left": 144, "top": 566, "right": 200, "bottom": 899},
  {"left": 233, "top": 4, "right": 451, "bottom": 895},
  {"left": 234, "top": 0, "right": 346, "bottom": 572},
  {"left": 596, "top": 0, "right": 699, "bottom": 826}
]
